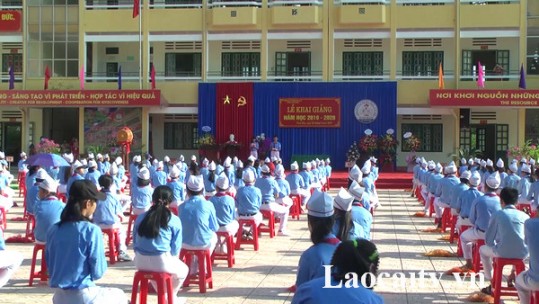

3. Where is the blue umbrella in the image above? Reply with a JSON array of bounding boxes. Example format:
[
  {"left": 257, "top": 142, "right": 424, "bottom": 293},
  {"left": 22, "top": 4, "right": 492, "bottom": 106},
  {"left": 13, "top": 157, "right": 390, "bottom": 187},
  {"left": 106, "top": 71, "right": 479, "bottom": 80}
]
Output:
[{"left": 25, "top": 153, "right": 70, "bottom": 167}]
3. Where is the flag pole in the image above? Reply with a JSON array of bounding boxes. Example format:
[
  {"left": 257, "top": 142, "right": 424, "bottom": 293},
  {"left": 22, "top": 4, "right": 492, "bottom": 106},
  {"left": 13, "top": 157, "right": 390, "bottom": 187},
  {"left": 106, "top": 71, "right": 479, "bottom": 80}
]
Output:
[{"left": 138, "top": 0, "right": 142, "bottom": 89}]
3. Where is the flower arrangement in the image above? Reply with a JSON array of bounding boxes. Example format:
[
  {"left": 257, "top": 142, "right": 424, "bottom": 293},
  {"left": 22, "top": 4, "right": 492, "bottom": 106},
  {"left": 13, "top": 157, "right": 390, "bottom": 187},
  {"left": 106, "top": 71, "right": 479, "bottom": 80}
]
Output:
[
  {"left": 378, "top": 129, "right": 398, "bottom": 165},
  {"left": 346, "top": 141, "right": 361, "bottom": 164},
  {"left": 359, "top": 129, "right": 379, "bottom": 154},
  {"left": 198, "top": 126, "right": 216, "bottom": 146},
  {"left": 36, "top": 138, "right": 61, "bottom": 154},
  {"left": 403, "top": 132, "right": 421, "bottom": 152},
  {"left": 507, "top": 140, "right": 539, "bottom": 161}
]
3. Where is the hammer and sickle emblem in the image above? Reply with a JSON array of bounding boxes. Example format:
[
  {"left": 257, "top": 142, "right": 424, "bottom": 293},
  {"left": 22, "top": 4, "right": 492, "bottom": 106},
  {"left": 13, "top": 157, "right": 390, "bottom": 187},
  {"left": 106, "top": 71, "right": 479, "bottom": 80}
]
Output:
[{"left": 237, "top": 96, "right": 246, "bottom": 107}]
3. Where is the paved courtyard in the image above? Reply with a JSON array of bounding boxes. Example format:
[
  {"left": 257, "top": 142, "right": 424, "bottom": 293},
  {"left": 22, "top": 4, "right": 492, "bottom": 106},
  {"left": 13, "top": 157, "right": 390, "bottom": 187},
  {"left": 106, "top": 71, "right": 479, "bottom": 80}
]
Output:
[{"left": 0, "top": 189, "right": 520, "bottom": 303}]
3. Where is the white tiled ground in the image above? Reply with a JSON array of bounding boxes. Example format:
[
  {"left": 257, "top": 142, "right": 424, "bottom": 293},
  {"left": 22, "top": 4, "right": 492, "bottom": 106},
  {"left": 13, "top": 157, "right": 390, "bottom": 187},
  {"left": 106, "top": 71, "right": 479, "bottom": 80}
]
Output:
[{"left": 0, "top": 189, "right": 520, "bottom": 303}]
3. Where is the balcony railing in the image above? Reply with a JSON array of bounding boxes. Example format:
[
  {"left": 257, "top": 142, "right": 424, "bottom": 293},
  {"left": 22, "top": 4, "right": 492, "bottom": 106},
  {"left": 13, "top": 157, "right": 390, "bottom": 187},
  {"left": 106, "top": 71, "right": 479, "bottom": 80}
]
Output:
[
  {"left": 267, "top": 70, "right": 323, "bottom": 81},
  {"left": 0, "top": 0, "right": 22, "bottom": 9},
  {"left": 85, "top": 72, "right": 139, "bottom": 82},
  {"left": 149, "top": 0, "right": 202, "bottom": 9},
  {"left": 208, "top": 0, "right": 262, "bottom": 8},
  {"left": 333, "top": 70, "right": 390, "bottom": 81},
  {"left": 268, "top": 0, "right": 323, "bottom": 7},
  {"left": 207, "top": 70, "right": 261, "bottom": 80},
  {"left": 1, "top": 71, "right": 22, "bottom": 83},
  {"left": 156, "top": 71, "right": 202, "bottom": 81},
  {"left": 397, "top": 0, "right": 453, "bottom": 5},
  {"left": 334, "top": 0, "right": 388, "bottom": 4},
  {"left": 85, "top": 0, "right": 133, "bottom": 9},
  {"left": 459, "top": 69, "right": 520, "bottom": 81},
  {"left": 460, "top": 0, "right": 518, "bottom": 4},
  {"left": 397, "top": 70, "right": 455, "bottom": 80}
]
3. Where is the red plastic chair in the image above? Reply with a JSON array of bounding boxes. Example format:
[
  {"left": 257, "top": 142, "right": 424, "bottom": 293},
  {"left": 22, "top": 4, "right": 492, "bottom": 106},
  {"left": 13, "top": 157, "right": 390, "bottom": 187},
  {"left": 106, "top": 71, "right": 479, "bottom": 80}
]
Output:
[
  {"left": 289, "top": 194, "right": 301, "bottom": 220},
  {"left": 531, "top": 290, "right": 539, "bottom": 304},
  {"left": 212, "top": 231, "right": 235, "bottom": 268},
  {"left": 0, "top": 206, "right": 6, "bottom": 230},
  {"left": 26, "top": 214, "right": 35, "bottom": 241},
  {"left": 101, "top": 228, "right": 120, "bottom": 264},
  {"left": 180, "top": 248, "right": 213, "bottom": 293},
  {"left": 491, "top": 258, "right": 526, "bottom": 304},
  {"left": 28, "top": 243, "right": 47, "bottom": 286},
  {"left": 428, "top": 196, "right": 435, "bottom": 217},
  {"left": 449, "top": 214, "right": 458, "bottom": 243},
  {"left": 259, "top": 209, "right": 275, "bottom": 238},
  {"left": 235, "top": 219, "right": 259, "bottom": 251},
  {"left": 472, "top": 239, "right": 486, "bottom": 273},
  {"left": 457, "top": 225, "right": 471, "bottom": 257},
  {"left": 126, "top": 214, "right": 138, "bottom": 246},
  {"left": 441, "top": 208, "right": 452, "bottom": 232},
  {"left": 18, "top": 172, "right": 26, "bottom": 197},
  {"left": 131, "top": 271, "right": 174, "bottom": 304}
]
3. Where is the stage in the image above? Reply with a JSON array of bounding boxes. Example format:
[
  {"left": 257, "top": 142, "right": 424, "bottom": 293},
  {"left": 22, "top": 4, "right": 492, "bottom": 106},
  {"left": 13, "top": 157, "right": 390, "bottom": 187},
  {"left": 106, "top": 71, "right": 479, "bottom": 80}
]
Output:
[{"left": 329, "top": 171, "right": 412, "bottom": 190}]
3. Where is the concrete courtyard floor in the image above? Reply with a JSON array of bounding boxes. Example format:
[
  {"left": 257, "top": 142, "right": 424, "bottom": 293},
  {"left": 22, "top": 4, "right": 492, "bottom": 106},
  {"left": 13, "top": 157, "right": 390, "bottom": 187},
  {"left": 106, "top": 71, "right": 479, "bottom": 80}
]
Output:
[{"left": 0, "top": 189, "right": 520, "bottom": 303}]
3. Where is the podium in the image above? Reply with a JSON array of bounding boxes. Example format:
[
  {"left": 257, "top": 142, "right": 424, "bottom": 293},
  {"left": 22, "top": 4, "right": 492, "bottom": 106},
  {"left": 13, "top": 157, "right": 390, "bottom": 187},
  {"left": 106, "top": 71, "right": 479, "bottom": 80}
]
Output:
[
  {"left": 199, "top": 145, "right": 220, "bottom": 163},
  {"left": 222, "top": 143, "right": 241, "bottom": 162}
]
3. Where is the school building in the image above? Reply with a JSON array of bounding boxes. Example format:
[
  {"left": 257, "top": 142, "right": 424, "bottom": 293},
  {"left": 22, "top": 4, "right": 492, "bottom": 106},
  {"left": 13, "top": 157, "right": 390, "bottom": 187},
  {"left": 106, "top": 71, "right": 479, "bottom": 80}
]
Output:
[{"left": 0, "top": 0, "right": 537, "bottom": 169}]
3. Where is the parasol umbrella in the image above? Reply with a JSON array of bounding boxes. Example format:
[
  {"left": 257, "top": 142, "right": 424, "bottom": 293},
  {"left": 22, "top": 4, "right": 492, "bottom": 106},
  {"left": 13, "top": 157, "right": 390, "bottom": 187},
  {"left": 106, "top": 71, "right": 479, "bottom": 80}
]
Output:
[{"left": 24, "top": 153, "right": 70, "bottom": 167}]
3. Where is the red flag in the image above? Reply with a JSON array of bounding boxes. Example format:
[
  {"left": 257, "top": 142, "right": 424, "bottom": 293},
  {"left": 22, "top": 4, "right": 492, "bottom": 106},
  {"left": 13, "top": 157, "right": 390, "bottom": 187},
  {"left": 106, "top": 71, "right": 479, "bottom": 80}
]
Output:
[
  {"left": 150, "top": 64, "right": 156, "bottom": 90},
  {"left": 44, "top": 65, "right": 51, "bottom": 90},
  {"left": 133, "top": 0, "right": 139, "bottom": 18}
]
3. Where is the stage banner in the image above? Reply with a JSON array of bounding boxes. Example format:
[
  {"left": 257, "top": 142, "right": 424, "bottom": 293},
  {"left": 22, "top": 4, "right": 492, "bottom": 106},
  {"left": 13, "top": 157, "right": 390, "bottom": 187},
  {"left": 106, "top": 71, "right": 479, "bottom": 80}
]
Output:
[
  {"left": 430, "top": 89, "right": 539, "bottom": 107},
  {"left": 215, "top": 82, "right": 254, "bottom": 160},
  {"left": 0, "top": 90, "right": 160, "bottom": 107},
  {"left": 279, "top": 98, "right": 341, "bottom": 128}
]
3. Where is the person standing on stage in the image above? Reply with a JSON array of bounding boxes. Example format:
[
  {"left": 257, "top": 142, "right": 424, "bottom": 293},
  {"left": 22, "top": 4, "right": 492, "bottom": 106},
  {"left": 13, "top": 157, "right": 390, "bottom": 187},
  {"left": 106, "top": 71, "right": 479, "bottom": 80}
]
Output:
[
  {"left": 250, "top": 137, "right": 259, "bottom": 160},
  {"left": 270, "top": 135, "right": 281, "bottom": 160}
]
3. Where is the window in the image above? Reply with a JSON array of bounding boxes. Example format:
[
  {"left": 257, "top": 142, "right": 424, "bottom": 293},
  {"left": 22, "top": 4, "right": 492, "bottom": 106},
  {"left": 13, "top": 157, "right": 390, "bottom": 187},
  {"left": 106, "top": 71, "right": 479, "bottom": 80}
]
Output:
[
  {"left": 164, "top": 122, "right": 198, "bottom": 149},
  {"left": 342, "top": 52, "right": 383, "bottom": 76},
  {"left": 221, "top": 52, "right": 260, "bottom": 77},
  {"left": 165, "top": 53, "right": 201, "bottom": 77},
  {"left": 527, "top": 37, "right": 539, "bottom": 75},
  {"left": 402, "top": 51, "right": 443, "bottom": 77},
  {"left": 461, "top": 50, "right": 509, "bottom": 77},
  {"left": 275, "top": 52, "right": 311, "bottom": 77},
  {"left": 401, "top": 124, "right": 443, "bottom": 152}
]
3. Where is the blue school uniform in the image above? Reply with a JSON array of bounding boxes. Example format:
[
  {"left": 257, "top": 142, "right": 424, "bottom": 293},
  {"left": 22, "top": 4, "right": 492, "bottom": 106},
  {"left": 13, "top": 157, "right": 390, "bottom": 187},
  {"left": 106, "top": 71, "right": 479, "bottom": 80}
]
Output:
[
  {"left": 58, "top": 167, "right": 69, "bottom": 185},
  {"left": 299, "top": 170, "right": 312, "bottom": 189},
  {"left": 46, "top": 221, "right": 107, "bottom": 289},
  {"left": 166, "top": 179, "right": 185, "bottom": 203},
  {"left": 295, "top": 234, "right": 340, "bottom": 287},
  {"left": 518, "top": 176, "right": 532, "bottom": 200},
  {"left": 26, "top": 172, "right": 37, "bottom": 194},
  {"left": 293, "top": 276, "right": 384, "bottom": 304},
  {"left": 25, "top": 184, "right": 40, "bottom": 215},
  {"left": 34, "top": 196, "right": 65, "bottom": 243},
  {"left": 66, "top": 173, "right": 85, "bottom": 199},
  {"left": 428, "top": 173, "right": 443, "bottom": 194},
  {"left": 131, "top": 185, "right": 153, "bottom": 210},
  {"left": 209, "top": 193, "right": 236, "bottom": 227},
  {"left": 201, "top": 169, "right": 216, "bottom": 193},
  {"left": 275, "top": 177, "right": 291, "bottom": 197},
  {"left": 504, "top": 173, "right": 521, "bottom": 190},
  {"left": 438, "top": 175, "right": 460, "bottom": 204},
  {"left": 485, "top": 205, "right": 529, "bottom": 259},
  {"left": 456, "top": 186, "right": 483, "bottom": 218},
  {"left": 101, "top": 161, "right": 110, "bottom": 175},
  {"left": 450, "top": 182, "right": 469, "bottom": 210},
  {"left": 84, "top": 169, "right": 101, "bottom": 188},
  {"left": 351, "top": 203, "right": 373, "bottom": 240},
  {"left": 254, "top": 176, "right": 280, "bottom": 203},
  {"left": 325, "top": 165, "right": 332, "bottom": 178},
  {"left": 234, "top": 173, "right": 244, "bottom": 188},
  {"left": 129, "top": 163, "right": 139, "bottom": 187},
  {"left": 235, "top": 185, "right": 262, "bottom": 215},
  {"left": 17, "top": 159, "right": 27, "bottom": 172},
  {"left": 286, "top": 173, "right": 306, "bottom": 191},
  {"left": 179, "top": 195, "right": 218, "bottom": 247},
  {"left": 524, "top": 218, "right": 539, "bottom": 282},
  {"left": 332, "top": 218, "right": 363, "bottom": 241},
  {"left": 362, "top": 175, "right": 376, "bottom": 197},
  {"left": 372, "top": 166, "right": 379, "bottom": 181},
  {"left": 527, "top": 180, "right": 539, "bottom": 210},
  {"left": 93, "top": 191, "right": 122, "bottom": 226},
  {"left": 469, "top": 192, "right": 501, "bottom": 232},
  {"left": 133, "top": 211, "right": 183, "bottom": 256},
  {"left": 151, "top": 170, "right": 167, "bottom": 187},
  {"left": 46, "top": 167, "right": 60, "bottom": 180},
  {"left": 118, "top": 165, "right": 126, "bottom": 181}
]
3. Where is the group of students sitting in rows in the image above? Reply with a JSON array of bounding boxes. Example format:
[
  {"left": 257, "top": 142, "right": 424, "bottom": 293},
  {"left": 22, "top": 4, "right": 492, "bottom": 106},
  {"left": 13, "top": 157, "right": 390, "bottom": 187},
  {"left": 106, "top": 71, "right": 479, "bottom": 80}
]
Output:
[{"left": 412, "top": 156, "right": 539, "bottom": 304}]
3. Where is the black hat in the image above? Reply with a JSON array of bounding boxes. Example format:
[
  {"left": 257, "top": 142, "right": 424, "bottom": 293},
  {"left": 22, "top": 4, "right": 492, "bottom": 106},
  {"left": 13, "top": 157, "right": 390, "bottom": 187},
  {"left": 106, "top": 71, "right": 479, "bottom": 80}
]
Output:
[{"left": 69, "top": 180, "right": 106, "bottom": 201}]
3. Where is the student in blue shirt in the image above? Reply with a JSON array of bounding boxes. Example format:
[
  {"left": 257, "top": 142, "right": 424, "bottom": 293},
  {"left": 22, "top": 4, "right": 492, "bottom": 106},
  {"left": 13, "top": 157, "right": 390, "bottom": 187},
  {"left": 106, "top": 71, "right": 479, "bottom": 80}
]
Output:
[
  {"left": 202, "top": 161, "right": 217, "bottom": 197},
  {"left": 504, "top": 163, "right": 521, "bottom": 190},
  {"left": 349, "top": 181, "right": 373, "bottom": 240},
  {"left": 131, "top": 168, "right": 153, "bottom": 215},
  {"left": 286, "top": 161, "right": 310, "bottom": 206},
  {"left": 46, "top": 180, "right": 127, "bottom": 304},
  {"left": 270, "top": 135, "right": 281, "bottom": 160},
  {"left": 332, "top": 188, "right": 361, "bottom": 241},
  {"left": 151, "top": 161, "right": 167, "bottom": 187},
  {"left": 0, "top": 228, "right": 23, "bottom": 288},
  {"left": 516, "top": 214, "right": 539, "bottom": 304},
  {"left": 451, "top": 170, "right": 471, "bottom": 216},
  {"left": 479, "top": 187, "right": 529, "bottom": 295},
  {"left": 93, "top": 175, "right": 131, "bottom": 262},
  {"left": 517, "top": 164, "right": 533, "bottom": 208},
  {"left": 433, "top": 162, "right": 460, "bottom": 227},
  {"left": 235, "top": 170, "right": 263, "bottom": 226},
  {"left": 294, "top": 190, "right": 340, "bottom": 289},
  {"left": 234, "top": 160, "right": 245, "bottom": 189},
  {"left": 130, "top": 155, "right": 141, "bottom": 188},
  {"left": 133, "top": 185, "right": 188, "bottom": 302},
  {"left": 210, "top": 176, "right": 239, "bottom": 256},
  {"left": 166, "top": 165, "right": 185, "bottom": 214},
  {"left": 255, "top": 165, "right": 290, "bottom": 236},
  {"left": 496, "top": 158, "right": 508, "bottom": 188},
  {"left": 26, "top": 168, "right": 49, "bottom": 216},
  {"left": 66, "top": 160, "right": 86, "bottom": 200},
  {"left": 85, "top": 160, "right": 101, "bottom": 190},
  {"left": 299, "top": 162, "right": 313, "bottom": 190},
  {"left": 34, "top": 176, "right": 65, "bottom": 243},
  {"left": 179, "top": 175, "right": 219, "bottom": 253},
  {"left": 293, "top": 239, "right": 383, "bottom": 304}
]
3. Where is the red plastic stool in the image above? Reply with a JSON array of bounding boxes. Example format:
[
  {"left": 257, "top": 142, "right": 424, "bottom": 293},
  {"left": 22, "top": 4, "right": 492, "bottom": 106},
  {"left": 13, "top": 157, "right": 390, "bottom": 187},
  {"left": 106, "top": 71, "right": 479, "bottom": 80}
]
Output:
[
  {"left": 18, "top": 172, "right": 26, "bottom": 197},
  {"left": 428, "top": 196, "right": 435, "bottom": 217},
  {"left": 531, "top": 290, "right": 539, "bottom": 304},
  {"left": 440, "top": 208, "right": 452, "bottom": 232},
  {"left": 235, "top": 219, "right": 259, "bottom": 251},
  {"left": 102, "top": 228, "right": 120, "bottom": 264},
  {"left": 126, "top": 214, "right": 138, "bottom": 246},
  {"left": 131, "top": 271, "right": 174, "bottom": 304},
  {"left": 0, "top": 206, "right": 7, "bottom": 230},
  {"left": 26, "top": 214, "right": 35, "bottom": 241},
  {"left": 180, "top": 248, "right": 213, "bottom": 293},
  {"left": 491, "top": 258, "right": 526, "bottom": 304},
  {"left": 457, "top": 225, "right": 471, "bottom": 257},
  {"left": 289, "top": 194, "right": 301, "bottom": 220},
  {"left": 212, "top": 231, "right": 235, "bottom": 268},
  {"left": 259, "top": 209, "right": 275, "bottom": 238},
  {"left": 472, "top": 239, "right": 486, "bottom": 273},
  {"left": 28, "top": 243, "right": 48, "bottom": 286},
  {"left": 449, "top": 214, "right": 458, "bottom": 243}
]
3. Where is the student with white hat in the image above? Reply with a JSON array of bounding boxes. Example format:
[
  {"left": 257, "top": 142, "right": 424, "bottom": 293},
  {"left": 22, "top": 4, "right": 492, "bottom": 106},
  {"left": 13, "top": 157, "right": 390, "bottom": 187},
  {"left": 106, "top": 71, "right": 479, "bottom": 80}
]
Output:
[
  {"left": 275, "top": 165, "right": 294, "bottom": 212},
  {"left": 458, "top": 171, "right": 501, "bottom": 272},
  {"left": 130, "top": 155, "right": 142, "bottom": 188},
  {"left": 455, "top": 170, "right": 482, "bottom": 231},
  {"left": 299, "top": 162, "right": 313, "bottom": 190},
  {"left": 517, "top": 164, "right": 533, "bottom": 207},
  {"left": 332, "top": 188, "right": 361, "bottom": 241},
  {"left": 347, "top": 164, "right": 362, "bottom": 189},
  {"left": 255, "top": 165, "right": 291, "bottom": 236},
  {"left": 349, "top": 181, "right": 373, "bottom": 240},
  {"left": 131, "top": 168, "right": 153, "bottom": 215},
  {"left": 235, "top": 170, "right": 263, "bottom": 227},
  {"left": 459, "top": 158, "right": 468, "bottom": 176},
  {"left": 202, "top": 161, "right": 217, "bottom": 198},
  {"left": 179, "top": 175, "right": 219, "bottom": 254},
  {"left": 527, "top": 169, "right": 539, "bottom": 213},
  {"left": 85, "top": 160, "right": 102, "bottom": 191},
  {"left": 108, "top": 162, "right": 131, "bottom": 212},
  {"left": 423, "top": 162, "right": 443, "bottom": 215},
  {"left": 250, "top": 137, "right": 259, "bottom": 160},
  {"left": 294, "top": 190, "right": 340, "bottom": 289},
  {"left": 222, "top": 157, "right": 236, "bottom": 197},
  {"left": 33, "top": 176, "right": 65, "bottom": 244},
  {"left": 361, "top": 160, "right": 379, "bottom": 209},
  {"left": 244, "top": 156, "right": 258, "bottom": 179},
  {"left": 286, "top": 161, "right": 310, "bottom": 206},
  {"left": 209, "top": 175, "right": 239, "bottom": 238},
  {"left": 504, "top": 162, "right": 522, "bottom": 190},
  {"left": 114, "top": 157, "right": 128, "bottom": 189},
  {"left": 496, "top": 158, "right": 507, "bottom": 184},
  {"left": 433, "top": 162, "right": 460, "bottom": 227},
  {"left": 151, "top": 161, "right": 167, "bottom": 188},
  {"left": 234, "top": 160, "right": 245, "bottom": 189},
  {"left": 66, "top": 161, "right": 87, "bottom": 201},
  {"left": 450, "top": 170, "right": 471, "bottom": 216},
  {"left": 18, "top": 151, "right": 28, "bottom": 183},
  {"left": 166, "top": 166, "right": 185, "bottom": 214},
  {"left": 93, "top": 175, "right": 131, "bottom": 262}
]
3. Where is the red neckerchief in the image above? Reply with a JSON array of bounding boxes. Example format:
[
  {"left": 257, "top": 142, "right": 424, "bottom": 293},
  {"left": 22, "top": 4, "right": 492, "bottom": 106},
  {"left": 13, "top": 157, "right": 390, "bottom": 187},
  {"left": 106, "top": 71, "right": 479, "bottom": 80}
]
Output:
[
  {"left": 44, "top": 196, "right": 58, "bottom": 201},
  {"left": 323, "top": 237, "right": 340, "bottom": 245},
  {"left": 215, "top": 192, "right": 227, "bottom": 197},
  {"left": 485, "top": 192, "right": 498, "bottom": 197}
]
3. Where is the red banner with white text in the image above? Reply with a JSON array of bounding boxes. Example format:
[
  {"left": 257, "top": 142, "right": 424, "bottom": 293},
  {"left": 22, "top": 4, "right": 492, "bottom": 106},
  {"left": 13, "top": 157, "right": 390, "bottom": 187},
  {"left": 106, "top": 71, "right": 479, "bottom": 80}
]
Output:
[
  {"left": 279, "top": 97, "right": 341, "bottom": 128},
  {"left": 430, "top": 89, "right": 539, "bottom": 107}
]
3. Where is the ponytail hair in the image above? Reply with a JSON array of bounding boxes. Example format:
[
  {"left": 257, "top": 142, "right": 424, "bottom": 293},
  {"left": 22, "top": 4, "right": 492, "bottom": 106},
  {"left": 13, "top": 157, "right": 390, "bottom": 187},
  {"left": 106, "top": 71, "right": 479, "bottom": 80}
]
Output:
[
  {"left": 208, "top": 170, "right": 216, "bottom": 183},
  {"left": 137, "top": 185, "right": 173, "bottom": 239},
  {"left": 330, "top": 239, "right": 380, "bottom": 289},
  {"left": 308, "top": 214, "right": 335, "bottom": 245},
  {"left": 59, "top": 196, "right": 91, "bottom": 225},
  {"left": 334, "top": 208, "right": 352, "bottom": 241}
]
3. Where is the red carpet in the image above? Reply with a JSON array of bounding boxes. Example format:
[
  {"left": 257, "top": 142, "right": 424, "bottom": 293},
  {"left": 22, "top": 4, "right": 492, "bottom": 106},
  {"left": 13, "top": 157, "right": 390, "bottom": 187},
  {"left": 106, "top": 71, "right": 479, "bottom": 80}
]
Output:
[{"left": 329, "top": 171, "right": 412, "bottom": 190}]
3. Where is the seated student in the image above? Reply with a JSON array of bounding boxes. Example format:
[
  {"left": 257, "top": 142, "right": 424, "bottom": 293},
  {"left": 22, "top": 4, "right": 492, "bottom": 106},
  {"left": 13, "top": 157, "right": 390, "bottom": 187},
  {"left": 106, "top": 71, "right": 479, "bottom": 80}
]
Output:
[
  {"left": 34, "top": 176, "right": 65, "bottom": 244},
  {"left": 46, "top": 180, "right": 127, "bottom": 304},
  {"left": 235, "top": 170, "right": 263, "bottom": 227},
  {"left": 517, "top": 164, "right": 533, "bottom": 208},
  {"left": 292, "top": 239, "right": 383, "bottom": 304},
  {"left": 93, "top": 175, "right": 131, "bottom": 262},
  {"left": 234, "top": 160, "right": 245, "bottom": 189},
  {"left": 179, "top": 175, "right": 219, "bottom": 253},
  {"left": 504, "top": 162, "right": 521, "bottom": 190},
  {"left": 0, "top": 229, "right": 23, "bottom": 288},
  {"left": 516, "top": 212, "right": 539, "bottom": 304},
  {"left": 423, "top": 163, "right": 443, "bottom": 215},
  {"left": 295, "top": 190, "right": 340, "bottom": 288},
  {"left": 26, "top": 169, "right": 49, "bottom": 217},
  {"left": 299, "top": 162, "right": 313, "bottom": 190},
  {"left": 222, "top": 158, "right": 236, "bottom": 197},
  {"left": 66, "top": 161, "right": 86, "bottom": 200},
  {"left": 286, "top": 161, "right": 310, "bottom": 206},
  {"left": 527, "top": 168, "right": 539, "bottom": 213},
  {"left": 166, "top": 166, "right": 185, "bottom": 212},
  {"left": 455, "top": 170, "right": 482, "bottom": 230},
  {"left": 151, "top": 161, "right": 167, "bottom": 187},
  {"left": 108, "top": 163, "right": 131, "bottom": 212},
  {"left": 133, "top": 185, "right": 188, "bottom": 304},
  {"left": 480, "top": 187, "right": 529, "bottom": 295},
  {"left": 458, "top": 171, "right": 501, "bottom": 272},
  {"left": 210, "top": 175, "right": 239, "bottom": 235},
  {"left": 349, "top": 181, "right": 373, "bottom": 240},
  {"left": 201, "top": 161, "right": 217, "bottom": 198},
  {"left": 274, "top": 165, "right": 294, "bottom": 211},
  {"left": 434, "top": 162, "right": 460, "bottom": 228},
  {"left": 131, "top": 168, "right": 153, "bottom": 215},
  {"left": 332, "top": 188, "right": 360, "bottom": 241},
  {"left": 254, "top": 165, "right": 290, "bottom": 236},
  {"left": 85, "top": 160, "right": 102, "bottom": 190},
  {"left": 450, "top": 170, "right": 471, "bottom": 217}
]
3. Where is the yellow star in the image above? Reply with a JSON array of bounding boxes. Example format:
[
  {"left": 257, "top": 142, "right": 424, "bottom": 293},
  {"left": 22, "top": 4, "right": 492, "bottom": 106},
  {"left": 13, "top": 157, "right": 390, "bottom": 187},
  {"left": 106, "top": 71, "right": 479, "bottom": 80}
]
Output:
[{"left": 223, "top": 95, "right": 231, "bottom": 104}]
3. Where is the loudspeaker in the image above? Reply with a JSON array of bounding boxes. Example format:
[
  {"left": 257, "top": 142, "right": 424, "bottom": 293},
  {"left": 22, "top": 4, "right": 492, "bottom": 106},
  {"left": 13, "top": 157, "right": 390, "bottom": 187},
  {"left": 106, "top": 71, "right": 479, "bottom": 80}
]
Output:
[{"left": 460, "top": 108, "right": 470, "bottom": 129}]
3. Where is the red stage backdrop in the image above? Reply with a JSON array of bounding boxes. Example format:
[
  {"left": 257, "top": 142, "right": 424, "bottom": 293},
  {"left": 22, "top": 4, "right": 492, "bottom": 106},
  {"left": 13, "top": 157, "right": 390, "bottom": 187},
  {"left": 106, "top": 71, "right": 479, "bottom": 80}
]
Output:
[
  {"left": 279, "top": 97, "right": 341, "bottom": 128},
  {"left": 215, "top": 82, "right": 254, "bottom": 160}
]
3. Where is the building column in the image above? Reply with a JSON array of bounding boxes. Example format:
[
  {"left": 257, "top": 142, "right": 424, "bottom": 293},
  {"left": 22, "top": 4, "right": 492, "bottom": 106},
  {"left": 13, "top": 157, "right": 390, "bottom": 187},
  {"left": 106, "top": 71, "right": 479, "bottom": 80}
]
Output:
[{"left": 142, "top": 107, "right": 149, "bottom": 154}]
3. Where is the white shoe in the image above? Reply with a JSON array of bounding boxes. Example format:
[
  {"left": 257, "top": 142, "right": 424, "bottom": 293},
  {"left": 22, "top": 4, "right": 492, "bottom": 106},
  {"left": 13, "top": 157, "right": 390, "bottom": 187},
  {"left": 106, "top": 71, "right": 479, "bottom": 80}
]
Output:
[{"left": 278, "top": 230, "right": 290, "bottom": 236}]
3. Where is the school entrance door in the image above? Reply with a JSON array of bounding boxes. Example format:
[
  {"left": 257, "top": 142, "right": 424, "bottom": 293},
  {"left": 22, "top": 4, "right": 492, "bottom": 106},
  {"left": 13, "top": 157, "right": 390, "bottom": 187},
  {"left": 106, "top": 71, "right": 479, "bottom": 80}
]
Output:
[
  {"left": 1, "top": 123, "right": 22, "bottom": 165},
  {"left": 460, "top": 124, "right": 509, "bottom": 163}
]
